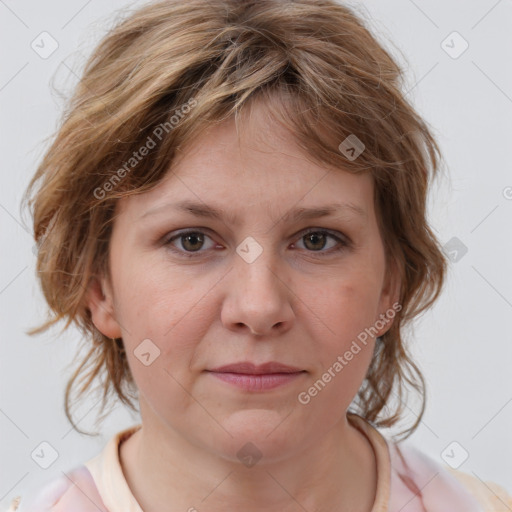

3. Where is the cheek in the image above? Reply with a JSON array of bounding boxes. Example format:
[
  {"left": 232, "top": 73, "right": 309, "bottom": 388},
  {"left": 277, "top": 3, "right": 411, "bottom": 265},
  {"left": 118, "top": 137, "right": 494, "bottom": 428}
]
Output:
[
  {"left": 296, "top": 278, "right": 379, "bottom": 414},
  {"left": 304, "top": 265, "right": 383, "bottom": 341},
  {"left": 297, "top": 265, "right": 383, "bottom": 399},
  {"left": 113, "top": 263, "right": 216, "bottom": 383},
  {"left": 115, "top": 259, "right": 209, "bottom": 334}
]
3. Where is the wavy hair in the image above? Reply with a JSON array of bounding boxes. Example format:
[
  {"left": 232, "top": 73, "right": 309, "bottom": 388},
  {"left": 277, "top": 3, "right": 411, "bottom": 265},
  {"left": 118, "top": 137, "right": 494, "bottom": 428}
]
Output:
[{"left": 22, "top": 0, "right": 447, "bottom": 440}]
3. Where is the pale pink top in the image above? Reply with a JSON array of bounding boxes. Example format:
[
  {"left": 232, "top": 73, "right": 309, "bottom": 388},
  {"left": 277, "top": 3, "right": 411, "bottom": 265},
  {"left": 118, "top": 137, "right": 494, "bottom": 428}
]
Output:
[{"left": 7, "top": 413, "right": 512, "bottom": 511}]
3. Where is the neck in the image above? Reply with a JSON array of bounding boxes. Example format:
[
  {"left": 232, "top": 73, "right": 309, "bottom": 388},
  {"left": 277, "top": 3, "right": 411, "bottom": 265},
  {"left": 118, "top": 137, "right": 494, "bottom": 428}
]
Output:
[{"left": 119, "top": 414, "right": 377, "bottom": 512}]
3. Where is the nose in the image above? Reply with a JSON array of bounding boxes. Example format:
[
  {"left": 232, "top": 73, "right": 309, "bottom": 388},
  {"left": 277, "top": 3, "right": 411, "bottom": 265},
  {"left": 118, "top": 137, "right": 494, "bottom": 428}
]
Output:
[{"left": 220, "top": 250, "right": 295, "bottom": 337}]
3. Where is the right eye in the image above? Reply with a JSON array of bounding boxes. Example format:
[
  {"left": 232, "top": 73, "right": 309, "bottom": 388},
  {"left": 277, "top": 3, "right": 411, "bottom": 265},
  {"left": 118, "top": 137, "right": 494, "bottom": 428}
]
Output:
[{"left": 163, "top": 229, "right": 219, "bottom": 258}]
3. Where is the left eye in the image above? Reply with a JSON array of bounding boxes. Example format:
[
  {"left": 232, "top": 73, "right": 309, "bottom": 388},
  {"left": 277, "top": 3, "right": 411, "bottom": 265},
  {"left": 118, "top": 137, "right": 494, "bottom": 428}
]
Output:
[{"left": 293, "top": 230, "right": 346, "bottom": 252}]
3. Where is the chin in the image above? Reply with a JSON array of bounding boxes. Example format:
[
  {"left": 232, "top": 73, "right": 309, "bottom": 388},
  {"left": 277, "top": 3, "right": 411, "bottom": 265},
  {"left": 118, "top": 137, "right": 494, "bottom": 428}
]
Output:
[{"left": 209, "top": 409, "right": 309, "bottom": 464}]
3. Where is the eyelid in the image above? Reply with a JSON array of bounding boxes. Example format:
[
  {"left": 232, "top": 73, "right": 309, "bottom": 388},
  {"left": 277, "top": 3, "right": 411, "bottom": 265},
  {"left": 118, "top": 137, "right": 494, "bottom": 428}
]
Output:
[{"left": 162, "top": 227, "right": 350, "bottom": 258}]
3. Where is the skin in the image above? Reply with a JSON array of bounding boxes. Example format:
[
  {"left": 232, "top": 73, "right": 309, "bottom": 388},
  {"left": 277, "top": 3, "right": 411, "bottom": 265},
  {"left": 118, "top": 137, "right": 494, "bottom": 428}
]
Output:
[{"left": 86, "top": 98, "right": 400, "bottom": 512}]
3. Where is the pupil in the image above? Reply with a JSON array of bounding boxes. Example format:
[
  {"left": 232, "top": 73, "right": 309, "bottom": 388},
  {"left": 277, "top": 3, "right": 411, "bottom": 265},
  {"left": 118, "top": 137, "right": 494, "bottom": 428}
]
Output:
[
  {"left": 306, "top": 233, "right": 325, "bottom": 250},
  {"left": 183, "top": 233, "right": 203, "bottom": 251}
]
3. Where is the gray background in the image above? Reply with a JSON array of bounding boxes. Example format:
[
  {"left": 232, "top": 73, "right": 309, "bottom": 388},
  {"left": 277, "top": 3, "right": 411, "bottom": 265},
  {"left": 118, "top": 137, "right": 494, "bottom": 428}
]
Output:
[{"left": 1, "top": 0, "right": 511, "bottom": 507}]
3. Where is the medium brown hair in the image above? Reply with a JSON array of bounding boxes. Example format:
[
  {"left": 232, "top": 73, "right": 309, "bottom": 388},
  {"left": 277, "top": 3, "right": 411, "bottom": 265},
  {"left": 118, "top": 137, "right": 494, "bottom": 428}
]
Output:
[{"left": 22, "top": 0, "right": 447, "bottom": 440}]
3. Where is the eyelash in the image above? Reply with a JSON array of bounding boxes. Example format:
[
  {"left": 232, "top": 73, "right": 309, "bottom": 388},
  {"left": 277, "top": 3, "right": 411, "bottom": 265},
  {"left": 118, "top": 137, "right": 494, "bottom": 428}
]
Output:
[{"left": 162, "top": 228, "right": 350, "bottom": 259}]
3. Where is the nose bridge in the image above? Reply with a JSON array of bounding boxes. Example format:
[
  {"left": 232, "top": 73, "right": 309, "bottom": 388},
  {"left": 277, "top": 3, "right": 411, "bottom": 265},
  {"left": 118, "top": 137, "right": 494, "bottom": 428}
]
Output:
[{"left": 234, "top": 234, "right": 284, "bottom": 298}]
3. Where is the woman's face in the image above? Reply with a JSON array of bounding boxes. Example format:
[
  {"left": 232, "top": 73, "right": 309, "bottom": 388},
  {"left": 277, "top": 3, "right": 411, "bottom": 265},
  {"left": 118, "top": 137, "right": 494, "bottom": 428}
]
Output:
[{"left": 87, "top": 100, "right": 399, "bottom": 463}]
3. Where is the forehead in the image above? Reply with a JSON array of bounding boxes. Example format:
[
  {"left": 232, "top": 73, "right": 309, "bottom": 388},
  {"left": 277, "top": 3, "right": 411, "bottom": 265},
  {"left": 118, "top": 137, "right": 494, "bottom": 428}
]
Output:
[{"left": 116, "top": 101, "right": 375, "bottom": 224}]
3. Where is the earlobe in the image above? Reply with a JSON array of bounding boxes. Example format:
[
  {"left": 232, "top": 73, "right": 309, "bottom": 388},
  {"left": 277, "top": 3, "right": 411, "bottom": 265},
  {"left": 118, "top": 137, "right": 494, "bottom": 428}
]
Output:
[{"left": 85, "top": 275, "right": 122, "bottom": 339}]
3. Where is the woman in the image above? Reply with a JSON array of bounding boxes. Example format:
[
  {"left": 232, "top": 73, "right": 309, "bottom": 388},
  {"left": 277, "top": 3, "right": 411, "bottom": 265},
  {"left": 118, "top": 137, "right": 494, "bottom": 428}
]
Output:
[{"left": 9, "top": 0, "right": 511, "bottom": 510}]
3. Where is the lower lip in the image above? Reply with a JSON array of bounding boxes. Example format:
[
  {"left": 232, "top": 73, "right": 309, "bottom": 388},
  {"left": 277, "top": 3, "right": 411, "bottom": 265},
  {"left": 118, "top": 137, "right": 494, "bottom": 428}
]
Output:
[{"left": 208, "top": 371, "right": 305, "bottom": 391}]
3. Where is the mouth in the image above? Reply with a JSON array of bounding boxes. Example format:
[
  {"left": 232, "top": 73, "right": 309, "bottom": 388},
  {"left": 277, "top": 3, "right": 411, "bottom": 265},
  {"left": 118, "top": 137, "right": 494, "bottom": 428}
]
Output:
[{"left": 205, "top": 361, "right": 306, "bottom": 391}]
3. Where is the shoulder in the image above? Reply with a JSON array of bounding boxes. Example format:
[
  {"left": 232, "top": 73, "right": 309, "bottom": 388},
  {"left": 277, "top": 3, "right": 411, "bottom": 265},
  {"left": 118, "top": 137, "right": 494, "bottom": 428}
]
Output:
[
  {"left": 6, "top": 465, "right": 107, "bottom": 512},
  {"left": 389, "top": 440, "right": 512, "bottom": 512},
  {"left": 445, "top": 466, "right": 512, "bottom": 512}
]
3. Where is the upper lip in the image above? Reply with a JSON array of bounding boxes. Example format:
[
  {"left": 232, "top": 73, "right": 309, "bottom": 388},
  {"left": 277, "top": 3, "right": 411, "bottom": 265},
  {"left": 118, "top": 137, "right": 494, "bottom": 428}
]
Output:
[{"left": 208, "top": 362, "right": 304, "bottom": 374}]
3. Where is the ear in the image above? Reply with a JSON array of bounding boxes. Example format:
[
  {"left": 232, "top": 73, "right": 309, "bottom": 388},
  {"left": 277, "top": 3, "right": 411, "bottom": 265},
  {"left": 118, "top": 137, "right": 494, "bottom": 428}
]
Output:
[
  {"left": 85, "top": 274, "right": 123, "bottom": 339},
  {"left": 375, "top": 256, "right": 402, "bottom": 337}
]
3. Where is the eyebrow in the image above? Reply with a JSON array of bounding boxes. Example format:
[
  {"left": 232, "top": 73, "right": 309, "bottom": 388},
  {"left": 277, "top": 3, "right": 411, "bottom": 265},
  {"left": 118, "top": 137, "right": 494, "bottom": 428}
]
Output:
[{"left": 140, "top": 200, "right": 367, "bottom": 224}]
